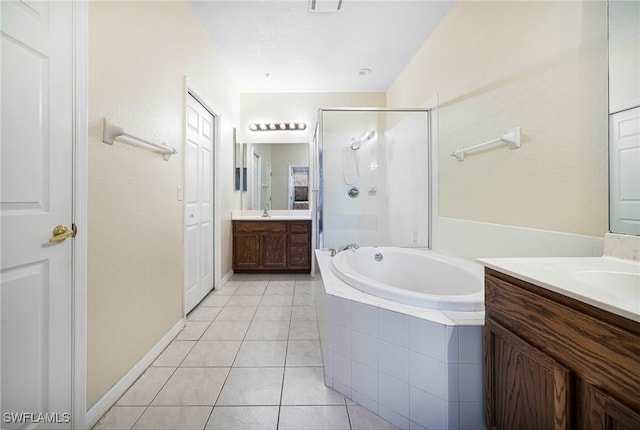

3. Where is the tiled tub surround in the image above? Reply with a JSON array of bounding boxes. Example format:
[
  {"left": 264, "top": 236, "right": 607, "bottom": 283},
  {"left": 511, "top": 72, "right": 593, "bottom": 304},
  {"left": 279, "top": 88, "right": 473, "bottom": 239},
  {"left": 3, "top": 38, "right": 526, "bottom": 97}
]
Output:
[
  {"left": 315, "top": 251, "right": 485, "bottom": 430},
  {"left": 93, "top": 273, "right": 399, "bottom": 430}
]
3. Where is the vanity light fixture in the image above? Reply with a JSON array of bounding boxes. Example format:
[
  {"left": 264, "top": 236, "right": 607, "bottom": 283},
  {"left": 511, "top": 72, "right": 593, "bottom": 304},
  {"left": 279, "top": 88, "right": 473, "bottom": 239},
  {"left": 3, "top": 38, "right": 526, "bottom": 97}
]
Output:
[{"left": 249, "top": 122, "right": 307, "bottom": 132}]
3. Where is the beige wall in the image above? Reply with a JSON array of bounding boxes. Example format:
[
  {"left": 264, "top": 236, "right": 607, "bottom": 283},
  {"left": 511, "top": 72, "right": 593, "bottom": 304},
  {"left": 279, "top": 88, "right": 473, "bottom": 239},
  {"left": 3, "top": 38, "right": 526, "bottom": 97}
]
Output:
[
  {"left": 388, "top": 1, "right": 608, "bottom": 237},
  {"left": 88, "top": 0, "right": 239, "bottom": 408}
]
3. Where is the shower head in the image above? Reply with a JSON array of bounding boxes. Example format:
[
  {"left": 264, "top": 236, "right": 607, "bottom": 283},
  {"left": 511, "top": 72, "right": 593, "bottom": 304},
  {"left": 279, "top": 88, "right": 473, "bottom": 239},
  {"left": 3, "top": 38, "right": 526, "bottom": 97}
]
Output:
[
  {"left": 361, "top": 130, "right": 377, "bottom": 142},
  {"left": 350, "top": 130, "right": 377, "bottom": 150}
]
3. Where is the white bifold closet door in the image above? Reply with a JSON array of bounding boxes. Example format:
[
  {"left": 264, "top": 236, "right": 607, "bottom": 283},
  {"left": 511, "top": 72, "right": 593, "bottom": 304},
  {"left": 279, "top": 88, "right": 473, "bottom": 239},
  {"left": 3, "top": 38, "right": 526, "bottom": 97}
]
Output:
[{"left": 184, "top": 94, "right": 215, "bottom": 313}]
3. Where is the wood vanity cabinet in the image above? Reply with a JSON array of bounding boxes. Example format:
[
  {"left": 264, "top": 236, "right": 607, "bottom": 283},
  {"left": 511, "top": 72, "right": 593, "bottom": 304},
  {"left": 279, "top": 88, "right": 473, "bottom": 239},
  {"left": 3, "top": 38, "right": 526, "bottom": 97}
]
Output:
[
  {"left": 484, "top": 268, "right": 640, "bottom": 430},
  {"left": 232, "top": 220, "right": 311, "bottom": 273}
]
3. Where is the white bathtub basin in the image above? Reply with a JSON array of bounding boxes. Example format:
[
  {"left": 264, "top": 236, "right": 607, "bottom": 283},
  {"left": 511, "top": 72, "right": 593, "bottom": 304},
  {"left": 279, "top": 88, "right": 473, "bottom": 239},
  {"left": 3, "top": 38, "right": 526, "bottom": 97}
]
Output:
[{"left": 330, "top": 247, "right": 484, "bottom": 311}]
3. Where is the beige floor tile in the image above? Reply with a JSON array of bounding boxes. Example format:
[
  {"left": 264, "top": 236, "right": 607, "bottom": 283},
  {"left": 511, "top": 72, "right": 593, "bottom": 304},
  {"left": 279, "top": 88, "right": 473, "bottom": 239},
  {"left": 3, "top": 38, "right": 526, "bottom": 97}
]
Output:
[
  {"left": 187, "top": 306, "right": 223, "bottom": 322},
  {"left": 281, "top": 367, "right": 345, "bottom": 405},
  {"left": 200, "top": 293, "right": 232, "bottom": 307},
  {"left": 152, "top": 367, "right": 229, "bottom": 406},
  {"left": 233, "top": 285, "right": 267, "bottom": 295},
  {"left": 181, "top": 341, "right": 241, "bottom": 367},
  {"left": 270, "top": 274, "right": 297, "bottom": 281},
  {"left": 264, "top": 284, "right": 295, "bottom": 295},
  {"left": 348, "top": 405, "right": 400, "bottom": 430},
  {"left": 208, "top": 285, "right": 239, "bottom": 296},
  {"left": 205, "top": 406, "right": 278, "bottom": 430},
  {"left": 152, "top": 341, "right": 196, "bottom": 367},
  {"left": 292, "top": 294, "right": 315, "bottom": 306},
  {"left": 291, "top": 306, "right": 317, "bottom": 321},
  {"left": 201, "top": 320, "right": 250, "bottom": 341},
  {"left": 116, "top": 367, "right": 175, "bottom": 406},
  {"left": 225, "top": 295, "right": 262, "bottom": 307},
  {"left": 215, "top": 306, "right": 257, "bottom": 322},
  {"left": 93, "top": 406, "right": 145, "bottom": 430},
  {"left": 133, "top": 406, "right": 212, "bottom": 430},
  {"left": 289, "top": 320, "right": 319, "bottom": 340},
  {"left": 175, "top": 321, "right": 211, "bottom": 341},
  {"left": 259, "top": 294, "right": 293, "bottom": 307},
  {"left": 245, "top": 320, "right": 290, "bottom": 340},
  {"left": 286, "top": 340, "right": 323, "bottom": 367},
  {"left": 253, "top": 306, "right": 292, "bottom": 322},
  {"left": 233, "top": 340, "right": 287, "bottom": 367},
  {"left": 216, "top": 367, "right": 283, "bottom": 406},
  {"left": 231, "top": 275, "right": 270, "bottom": 283},
  {"left": 278, "top": 406, "right": 350, "bottom": 430}
]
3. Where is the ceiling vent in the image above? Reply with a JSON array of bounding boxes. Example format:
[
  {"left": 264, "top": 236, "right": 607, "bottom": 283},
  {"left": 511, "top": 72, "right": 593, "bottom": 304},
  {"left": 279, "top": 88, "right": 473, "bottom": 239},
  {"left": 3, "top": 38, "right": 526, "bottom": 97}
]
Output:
[{"left": 310, "top": 0, "right": 342, "bottom": 13}]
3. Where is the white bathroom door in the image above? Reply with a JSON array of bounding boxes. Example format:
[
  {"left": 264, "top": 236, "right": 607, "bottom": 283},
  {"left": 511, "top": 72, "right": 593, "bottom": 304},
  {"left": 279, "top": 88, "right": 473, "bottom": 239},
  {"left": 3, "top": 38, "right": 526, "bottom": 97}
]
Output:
[
  {"left": 1, "top": 1, "right": 74, "bottom": 428},
  {"left": 184, "top": 94, "right": 215, "bottom": 313},
  {"left": 610, "top": 107, "right": 640, "bottom": 236}
]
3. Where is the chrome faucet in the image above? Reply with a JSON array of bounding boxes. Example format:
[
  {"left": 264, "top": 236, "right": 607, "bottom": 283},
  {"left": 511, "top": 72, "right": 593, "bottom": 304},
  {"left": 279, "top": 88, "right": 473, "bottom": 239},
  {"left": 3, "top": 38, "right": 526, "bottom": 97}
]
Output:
[
  {"left": 335, "top": 243, "right": 359, "bottom": 255},
  {"left": 261, "top": 208, "right": 270, "bottom": 217}
]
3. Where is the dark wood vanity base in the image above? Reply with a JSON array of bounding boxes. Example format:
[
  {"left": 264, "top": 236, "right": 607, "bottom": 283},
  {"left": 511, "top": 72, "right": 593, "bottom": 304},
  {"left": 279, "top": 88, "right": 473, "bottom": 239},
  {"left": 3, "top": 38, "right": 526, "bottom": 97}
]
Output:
[
  {"left": 484, "top": 268, "right": 640, "bottom": 430},
  {"left": 232, "top": 220, "right": 311, "bottom": 273}
]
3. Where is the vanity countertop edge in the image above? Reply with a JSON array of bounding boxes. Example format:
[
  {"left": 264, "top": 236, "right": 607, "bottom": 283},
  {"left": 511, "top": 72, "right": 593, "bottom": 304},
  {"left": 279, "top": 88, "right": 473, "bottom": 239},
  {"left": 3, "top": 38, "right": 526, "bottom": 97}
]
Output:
[
  {"left": 478, "top": 256, "right": 640, "bottom": 324},
  {"left": 231, "top": 210, "right": 312, "bottom": 221}
]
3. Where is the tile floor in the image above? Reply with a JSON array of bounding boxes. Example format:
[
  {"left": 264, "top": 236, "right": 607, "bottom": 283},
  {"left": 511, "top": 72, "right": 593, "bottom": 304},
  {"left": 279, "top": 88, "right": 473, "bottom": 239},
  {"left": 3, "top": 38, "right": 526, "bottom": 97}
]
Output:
[{"left": 93, "top": 274, "right": 399, "bottom": 430}]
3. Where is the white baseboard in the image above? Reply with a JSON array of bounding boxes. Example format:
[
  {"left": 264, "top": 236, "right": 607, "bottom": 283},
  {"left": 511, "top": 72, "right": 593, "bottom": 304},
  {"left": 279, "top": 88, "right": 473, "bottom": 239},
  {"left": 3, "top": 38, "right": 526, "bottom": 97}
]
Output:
[
  {"left": 220, "top": 269, "right": 234, "bottom": 287},
  {"left": 86, "top": 318, "right": 185, "bottom": 428}
]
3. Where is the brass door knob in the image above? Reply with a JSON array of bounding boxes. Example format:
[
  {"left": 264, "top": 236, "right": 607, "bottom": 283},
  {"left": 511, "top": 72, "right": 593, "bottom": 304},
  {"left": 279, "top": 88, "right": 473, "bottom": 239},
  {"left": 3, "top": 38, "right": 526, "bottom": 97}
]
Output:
[{"left": 49, "top": 224, "right": 77, "bottom": 242}]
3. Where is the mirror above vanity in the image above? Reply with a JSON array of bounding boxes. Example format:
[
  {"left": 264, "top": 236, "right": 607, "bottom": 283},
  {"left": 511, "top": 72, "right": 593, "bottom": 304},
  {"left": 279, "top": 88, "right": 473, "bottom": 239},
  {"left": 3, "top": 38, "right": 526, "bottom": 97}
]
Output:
[
  {"left": 234, "top": 139, "right": 310, "bottom": 211},
  {"left": 608, "top": 0, "right": 640, "bottom": 236}
]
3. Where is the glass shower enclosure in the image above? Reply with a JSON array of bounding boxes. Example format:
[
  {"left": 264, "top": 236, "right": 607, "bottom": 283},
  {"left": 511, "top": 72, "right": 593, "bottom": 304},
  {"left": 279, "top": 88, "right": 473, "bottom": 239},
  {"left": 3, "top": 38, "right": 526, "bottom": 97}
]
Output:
[{"left": 314, "top": 108, "right": 431, "bottom": 250}]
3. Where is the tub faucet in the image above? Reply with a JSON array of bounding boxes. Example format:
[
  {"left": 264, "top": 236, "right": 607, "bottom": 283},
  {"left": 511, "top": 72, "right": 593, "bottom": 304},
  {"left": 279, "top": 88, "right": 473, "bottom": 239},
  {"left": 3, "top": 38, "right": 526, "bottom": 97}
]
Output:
[
  {"left": 261, "top": 208, "right": 270, "bottom": 217},
  {"left": 336, "top": 243, "right": 359, "bottom": 254}
]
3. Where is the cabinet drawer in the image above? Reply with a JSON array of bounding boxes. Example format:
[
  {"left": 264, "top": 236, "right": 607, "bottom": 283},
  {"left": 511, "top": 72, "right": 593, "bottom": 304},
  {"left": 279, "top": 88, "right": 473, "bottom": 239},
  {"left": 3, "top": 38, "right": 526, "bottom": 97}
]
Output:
[
  {"left": 290, "top": 233, "right": 309, "bottom": 245},
  {"left": 233, "top": 221, "right": 287, "bottom": 233},
  {"left": 289, "top": 221, "right": 310, "bottom": 233}
]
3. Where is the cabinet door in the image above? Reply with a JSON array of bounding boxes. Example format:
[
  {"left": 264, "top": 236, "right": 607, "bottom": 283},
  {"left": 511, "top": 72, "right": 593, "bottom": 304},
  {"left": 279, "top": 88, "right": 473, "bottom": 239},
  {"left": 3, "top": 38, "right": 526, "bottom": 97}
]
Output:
[
  {"left": 289, "top": 244, "right": 310, "bottom": 269},
  {"left": 261, "top": 232, "right": 287, "bottom": 268},
  {"left": 485, "top": 318, "right": 572, "bottom": 430},
  {"left": 581, "top": 383, "right": 640, "bottom": 430},
  {"left": 234, "top": 233, "right": 260, "bottom": 268}
]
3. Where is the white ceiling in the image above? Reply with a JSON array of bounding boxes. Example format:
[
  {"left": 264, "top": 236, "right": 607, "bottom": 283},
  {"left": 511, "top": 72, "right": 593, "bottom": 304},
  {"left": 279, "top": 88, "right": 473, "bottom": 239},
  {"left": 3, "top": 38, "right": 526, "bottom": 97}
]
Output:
[{"left": 189, "top": 0, "right": 453, "bottom": 93}]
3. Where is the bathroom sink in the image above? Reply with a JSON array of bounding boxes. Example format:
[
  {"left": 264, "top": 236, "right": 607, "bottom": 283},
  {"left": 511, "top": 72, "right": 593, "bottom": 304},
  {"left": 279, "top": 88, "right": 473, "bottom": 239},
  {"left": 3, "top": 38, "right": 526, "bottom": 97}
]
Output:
[{"left": 574, "top": 270, "right": 640, "bottom": 296}]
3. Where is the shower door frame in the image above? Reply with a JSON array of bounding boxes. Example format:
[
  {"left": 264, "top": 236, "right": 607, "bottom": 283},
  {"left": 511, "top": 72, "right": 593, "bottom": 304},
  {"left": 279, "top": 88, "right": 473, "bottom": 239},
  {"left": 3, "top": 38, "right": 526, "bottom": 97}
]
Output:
[{"left": 313, "top": 107, "right": 432, "bottom": 251}]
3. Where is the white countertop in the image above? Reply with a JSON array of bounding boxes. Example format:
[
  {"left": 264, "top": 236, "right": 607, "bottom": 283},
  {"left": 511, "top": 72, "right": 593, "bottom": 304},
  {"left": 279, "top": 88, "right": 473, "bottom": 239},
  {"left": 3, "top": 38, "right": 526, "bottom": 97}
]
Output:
[
  {"left": 231, "top": 210, "right": 312, "bottom": 221},
  {"left": 479, "top": 256, "right": 640, "bottom": 323}
]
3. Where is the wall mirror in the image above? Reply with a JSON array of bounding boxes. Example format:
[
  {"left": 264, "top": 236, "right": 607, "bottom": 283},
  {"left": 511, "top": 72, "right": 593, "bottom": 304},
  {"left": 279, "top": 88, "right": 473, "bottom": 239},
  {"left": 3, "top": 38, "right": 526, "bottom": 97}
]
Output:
[
  {"left": 236, "top": 142, "right": 310, "bottom": 210},
  {"left": 608, "top": 0, "right": 640, "bottom": 235},
  {"left": 233, "top": 128, "right": 247, "bottom": 191}
]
